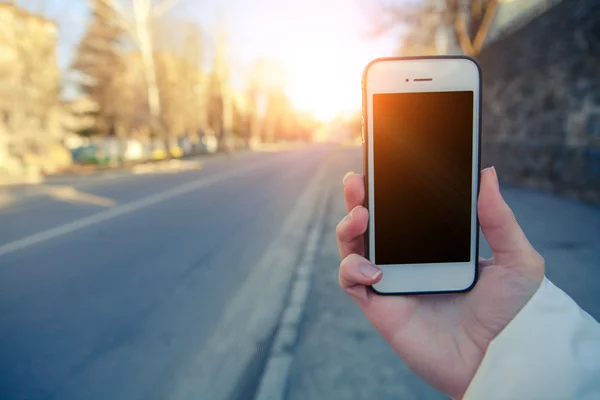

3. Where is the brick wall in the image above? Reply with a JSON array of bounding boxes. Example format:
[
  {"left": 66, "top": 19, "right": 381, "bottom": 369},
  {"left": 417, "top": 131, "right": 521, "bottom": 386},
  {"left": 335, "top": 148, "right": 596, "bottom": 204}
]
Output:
[{"left": 479, "top": 0, "right": 600, "bottom": 204}]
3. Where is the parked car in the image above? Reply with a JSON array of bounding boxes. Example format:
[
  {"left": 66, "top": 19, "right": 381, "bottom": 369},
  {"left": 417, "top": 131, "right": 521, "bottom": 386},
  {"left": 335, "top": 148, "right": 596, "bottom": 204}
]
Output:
[{"left": 71, "top": 145, "right": 108, "bottom": 165}]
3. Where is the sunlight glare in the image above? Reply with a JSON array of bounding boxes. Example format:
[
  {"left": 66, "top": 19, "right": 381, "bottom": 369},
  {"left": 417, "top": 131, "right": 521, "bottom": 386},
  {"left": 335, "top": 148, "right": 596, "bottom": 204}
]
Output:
[
  {"left": 237, "top": 0, "right": 388, "bottom": 122},
  {"left": 285, "top": 40, "right": 363, "bottom": 122}
]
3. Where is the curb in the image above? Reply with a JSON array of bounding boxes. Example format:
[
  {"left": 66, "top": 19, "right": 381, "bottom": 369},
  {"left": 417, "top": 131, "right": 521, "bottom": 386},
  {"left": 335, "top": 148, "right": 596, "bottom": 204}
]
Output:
[{"left": 254, "top": 176, "right": 330, "bottom": 400}]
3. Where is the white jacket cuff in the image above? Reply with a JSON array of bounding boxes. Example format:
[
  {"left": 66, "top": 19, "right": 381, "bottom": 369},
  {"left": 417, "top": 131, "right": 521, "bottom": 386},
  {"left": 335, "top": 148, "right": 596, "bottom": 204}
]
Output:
[{"left": 463, "top": 277, "right": 600, "bottom": 400}]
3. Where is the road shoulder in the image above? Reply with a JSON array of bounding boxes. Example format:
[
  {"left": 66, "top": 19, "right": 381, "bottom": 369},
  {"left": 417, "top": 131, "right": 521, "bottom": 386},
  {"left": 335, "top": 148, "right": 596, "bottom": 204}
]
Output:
[{"left": 167, "top": 158, "right": 332, "bottom": 400}]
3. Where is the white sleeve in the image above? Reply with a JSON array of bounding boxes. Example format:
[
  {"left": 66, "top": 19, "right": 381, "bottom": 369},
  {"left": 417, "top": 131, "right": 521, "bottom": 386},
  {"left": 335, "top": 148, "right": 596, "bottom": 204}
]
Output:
[{"left": 463, "top": 277, "right": 600, "bottom": 400}]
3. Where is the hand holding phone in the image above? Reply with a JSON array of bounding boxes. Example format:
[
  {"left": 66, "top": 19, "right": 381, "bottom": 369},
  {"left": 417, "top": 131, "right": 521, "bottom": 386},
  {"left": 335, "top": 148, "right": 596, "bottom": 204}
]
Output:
[{"left": 336, "top": 167, "right": 545, "bottom": 399}]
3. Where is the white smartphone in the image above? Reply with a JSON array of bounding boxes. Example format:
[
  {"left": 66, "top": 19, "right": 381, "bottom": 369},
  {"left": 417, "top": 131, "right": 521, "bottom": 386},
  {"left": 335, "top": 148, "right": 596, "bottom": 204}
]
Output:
[{"left": 362, "top": 56, "right": 481, "bottom": 294}]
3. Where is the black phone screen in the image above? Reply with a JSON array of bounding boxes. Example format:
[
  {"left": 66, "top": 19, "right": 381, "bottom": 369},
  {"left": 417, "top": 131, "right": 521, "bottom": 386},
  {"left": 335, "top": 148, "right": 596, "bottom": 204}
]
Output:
[{"left": 372, "top": 91, "right": 474, "bottom": 265}]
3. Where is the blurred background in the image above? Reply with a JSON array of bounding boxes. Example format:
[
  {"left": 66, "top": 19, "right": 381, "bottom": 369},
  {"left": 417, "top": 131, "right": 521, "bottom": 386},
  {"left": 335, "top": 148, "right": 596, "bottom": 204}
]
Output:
[
  {"left": 0, "top": 0, "right": 577, "bottom": 184},
  {"left": 0, "top": 0, "right": 377, "bottom": 182},
  {"left": 0, "top": 0, "right": 598, "bottom": 399}
]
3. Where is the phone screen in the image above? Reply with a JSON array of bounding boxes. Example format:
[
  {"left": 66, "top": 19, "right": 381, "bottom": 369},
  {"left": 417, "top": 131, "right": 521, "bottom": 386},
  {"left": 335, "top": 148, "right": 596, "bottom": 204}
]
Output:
[{"left": 372, "top": 91, "right": 474, "bottom": 265}]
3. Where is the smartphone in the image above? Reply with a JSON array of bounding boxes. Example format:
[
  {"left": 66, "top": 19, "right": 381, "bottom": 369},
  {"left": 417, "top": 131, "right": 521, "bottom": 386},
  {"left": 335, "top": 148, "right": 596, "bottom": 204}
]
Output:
[{"left": 362, "top": 56, "right": 481, "bottom": 294}]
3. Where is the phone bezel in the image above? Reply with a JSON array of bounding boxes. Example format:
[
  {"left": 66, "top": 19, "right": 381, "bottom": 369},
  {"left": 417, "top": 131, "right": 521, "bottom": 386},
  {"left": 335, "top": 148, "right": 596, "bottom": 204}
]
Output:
[{"left": 362, "top": 56, "right": 482, "bottom": 295}]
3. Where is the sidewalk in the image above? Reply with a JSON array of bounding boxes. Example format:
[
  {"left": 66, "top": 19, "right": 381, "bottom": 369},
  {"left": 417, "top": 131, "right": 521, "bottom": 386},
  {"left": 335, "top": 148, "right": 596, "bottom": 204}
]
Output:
[{"left": 286, "top": 151, "right": 600, "bottom": 399}]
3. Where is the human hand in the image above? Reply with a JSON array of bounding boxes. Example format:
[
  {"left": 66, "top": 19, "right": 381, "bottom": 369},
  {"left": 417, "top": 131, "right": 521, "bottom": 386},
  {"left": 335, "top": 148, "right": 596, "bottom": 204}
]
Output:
[{"left": 336, "top": 167, "right": 545, "bottom": 399}]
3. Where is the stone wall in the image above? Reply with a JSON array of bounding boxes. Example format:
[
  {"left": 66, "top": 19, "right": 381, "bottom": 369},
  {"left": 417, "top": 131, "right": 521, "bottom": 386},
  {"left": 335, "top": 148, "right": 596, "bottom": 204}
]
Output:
[{"left": 479, "top": 0, "right": 600, "bottom": 204}]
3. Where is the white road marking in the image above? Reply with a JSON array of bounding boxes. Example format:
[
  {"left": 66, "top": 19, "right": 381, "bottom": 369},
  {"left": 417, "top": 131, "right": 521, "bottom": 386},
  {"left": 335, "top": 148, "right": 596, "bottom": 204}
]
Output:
[
  {"left": 132, "top": 159, "right": 203, "bottom": 175},
  {"left": 0, "top": 161, "right": 268, "bottom": 258}
]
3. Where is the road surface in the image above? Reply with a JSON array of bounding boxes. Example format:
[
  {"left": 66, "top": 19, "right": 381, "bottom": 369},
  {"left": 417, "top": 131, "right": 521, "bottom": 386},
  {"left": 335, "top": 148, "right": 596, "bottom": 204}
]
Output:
[{"left": 0, "top": 146, "right": 334, "bottom": 400}]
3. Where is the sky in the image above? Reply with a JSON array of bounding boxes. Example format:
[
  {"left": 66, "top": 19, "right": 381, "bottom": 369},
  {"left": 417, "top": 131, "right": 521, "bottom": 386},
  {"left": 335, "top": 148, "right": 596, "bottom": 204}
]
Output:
[
  {"left": 15, "top": 0, "right": 544, "bottom": 121},
  {"left": 17, "top": 0, "right": 399, "bottom": 122},
  {"left": 184, "top": 0, "right": 399, "bottom": 120}
]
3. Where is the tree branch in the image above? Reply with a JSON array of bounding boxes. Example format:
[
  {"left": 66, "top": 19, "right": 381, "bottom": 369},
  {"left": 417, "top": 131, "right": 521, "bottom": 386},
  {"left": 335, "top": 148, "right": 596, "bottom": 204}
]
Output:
[
  {"left": 454, "top": 11, "right": 475, "bottom": 56},
  {"left": 472, "top": 0, "right": 484, "bottom": 21},
  {"left": 472, "top": 0, "right": 499, "bottom": 55}
]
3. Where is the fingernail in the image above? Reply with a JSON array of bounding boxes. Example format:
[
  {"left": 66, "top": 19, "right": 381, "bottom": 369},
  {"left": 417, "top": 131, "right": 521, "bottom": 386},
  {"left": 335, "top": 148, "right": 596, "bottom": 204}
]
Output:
[
  {"left": 343, "top": 171, "right": 354, "bottom": 185},
  {"left": 483, "top": 167, "right": 499, "bottom": 191},
  {"left": 490, "top": 166, "right": 499, "bottom": 190},
  {"left": 359, "top": 262, "right": 381, "bottom": 280}
]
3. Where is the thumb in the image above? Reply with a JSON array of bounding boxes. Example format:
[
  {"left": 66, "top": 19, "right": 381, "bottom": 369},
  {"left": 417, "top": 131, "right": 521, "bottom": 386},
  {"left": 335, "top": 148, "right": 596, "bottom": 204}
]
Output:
[{"left": 478, "top": 167, "right": 542, "bottom": 269}]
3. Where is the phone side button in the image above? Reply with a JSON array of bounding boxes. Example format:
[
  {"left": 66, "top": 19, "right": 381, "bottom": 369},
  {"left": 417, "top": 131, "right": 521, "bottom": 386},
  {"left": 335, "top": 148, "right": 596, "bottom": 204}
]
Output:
[{"left": 361, "top": 116, "right": 365, "bottom": 145}]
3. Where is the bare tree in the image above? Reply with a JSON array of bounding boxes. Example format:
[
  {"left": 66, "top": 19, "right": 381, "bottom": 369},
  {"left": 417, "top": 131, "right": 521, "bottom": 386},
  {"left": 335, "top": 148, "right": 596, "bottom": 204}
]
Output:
[
  {"left": 206, "top": 29, "right": 234, "bottom": 153},
  {"left": 379, "top": 0, "right": 499, "bottom": 56},
  {"left": 178, "top": 22, "right": 205, "bottom": 136},
  {"left": 154, "top": 50, "right": 203, "bottom": 140},
  {"left": 246, "top": 59, "right": 286, "bottom": 145},
  {"left": 247, "top": 61, "right": 268, "bottom": 148},
  {"left": 98, "top": 0, "right": 185, "bottom": 142},
  {"left": 263, "top": 91, "right": 294, "bottom": 143}
]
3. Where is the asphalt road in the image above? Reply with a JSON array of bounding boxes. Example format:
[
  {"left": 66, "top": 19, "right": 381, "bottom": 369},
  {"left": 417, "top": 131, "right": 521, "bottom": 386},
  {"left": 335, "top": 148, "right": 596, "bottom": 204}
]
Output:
[{"left": 0, "top": 146, "right": 334, "bottom": 400}]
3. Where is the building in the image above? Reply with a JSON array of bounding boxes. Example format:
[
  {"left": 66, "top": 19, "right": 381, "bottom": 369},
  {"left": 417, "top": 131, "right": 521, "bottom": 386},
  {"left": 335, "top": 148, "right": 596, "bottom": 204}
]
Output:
[{"left": 0, "top": 3, "right": 63, "bottom": 176}]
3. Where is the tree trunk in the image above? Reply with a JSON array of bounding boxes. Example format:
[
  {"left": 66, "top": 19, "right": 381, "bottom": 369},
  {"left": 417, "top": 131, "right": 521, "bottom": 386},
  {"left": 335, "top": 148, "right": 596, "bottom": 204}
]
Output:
[
  {"left": 250, "top": 114, "right": 261, "bottom": 149},
  {"left": 454, "top": 13, "right": 475, "bottom": 56},
  {"left": 472, "top": 0, "right": 499, "bottom": 55}
]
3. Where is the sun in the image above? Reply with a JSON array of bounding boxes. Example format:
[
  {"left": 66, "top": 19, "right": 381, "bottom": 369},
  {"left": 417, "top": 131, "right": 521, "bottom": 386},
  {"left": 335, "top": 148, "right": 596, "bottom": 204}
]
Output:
[
  {"left": 283, "top": 43, "right": 363, "bottom": 122},
  {"left": 277, "top": 22, "right": 379, "bottom": 123},
  {"left": 246, "top": 0, "right": 381, "bottom": 122},
  {"left": 238, "top": 0, "right": 390, "bottom": 122}
]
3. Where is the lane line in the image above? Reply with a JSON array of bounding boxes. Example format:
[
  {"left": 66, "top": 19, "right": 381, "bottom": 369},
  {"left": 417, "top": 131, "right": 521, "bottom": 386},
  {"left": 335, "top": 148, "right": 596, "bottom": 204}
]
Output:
[{"left": 0, "top": 160, "right": 271, "bottom": 259}]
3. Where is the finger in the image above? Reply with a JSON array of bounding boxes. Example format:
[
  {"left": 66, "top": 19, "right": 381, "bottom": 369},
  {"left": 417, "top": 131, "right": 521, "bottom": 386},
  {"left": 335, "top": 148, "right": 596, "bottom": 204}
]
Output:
[
  {"left": 343, "top": 172, "right": 365, "bottom": 213},
  {"left": 336, "top": 206, "right": 368, "bottom": 258},
  {"left": 479, "top": 256, "right": 494, "bottom": 267},
  {"left": 339, "top": 253, "right": 382, "bottom": 305},
  {"left": 339, "top": 254, "right": 382, "bottom": 289},
  {"left": 478, "top": 167, "right": 544, "bottom": 270}
]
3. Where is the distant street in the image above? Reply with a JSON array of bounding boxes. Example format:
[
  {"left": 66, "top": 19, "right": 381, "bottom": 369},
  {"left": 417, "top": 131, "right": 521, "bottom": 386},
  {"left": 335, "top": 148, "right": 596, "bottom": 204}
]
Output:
[{"left": 0, "top": 145, "right": 599, "bottom": 400}]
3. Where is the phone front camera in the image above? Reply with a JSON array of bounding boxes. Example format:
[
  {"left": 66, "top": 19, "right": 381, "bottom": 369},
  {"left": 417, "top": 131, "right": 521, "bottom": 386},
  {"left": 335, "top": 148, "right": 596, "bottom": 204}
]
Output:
[{"left": 405, "top": 79, "right": 409, "bottom": 83}]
